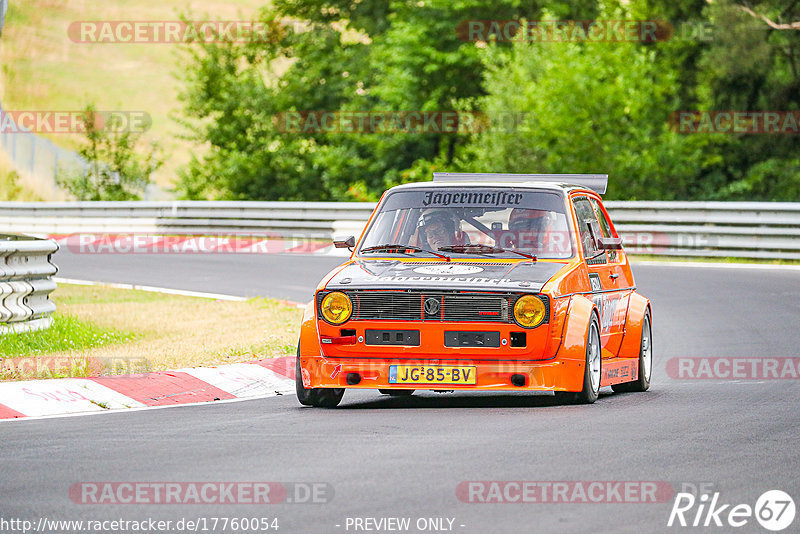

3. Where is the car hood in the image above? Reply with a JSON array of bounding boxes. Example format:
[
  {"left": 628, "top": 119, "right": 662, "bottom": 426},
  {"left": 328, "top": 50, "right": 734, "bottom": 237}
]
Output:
[{"left": 324, "top": 259, "right": 566, "bottom": 293}]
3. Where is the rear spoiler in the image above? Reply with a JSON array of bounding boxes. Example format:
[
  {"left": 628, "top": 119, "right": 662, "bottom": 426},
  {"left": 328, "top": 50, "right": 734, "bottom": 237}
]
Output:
[{"left": 432, "top": 173, "right": 608, "bottom": 195}]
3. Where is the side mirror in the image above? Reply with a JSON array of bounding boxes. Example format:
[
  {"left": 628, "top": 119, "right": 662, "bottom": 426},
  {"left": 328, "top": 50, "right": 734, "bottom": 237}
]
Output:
[
  {"left": 597, "top": 236, "right": 623, "bottom": 250},
  {"left": 333, "top": 235, "right": 356, "bottom": 249}
]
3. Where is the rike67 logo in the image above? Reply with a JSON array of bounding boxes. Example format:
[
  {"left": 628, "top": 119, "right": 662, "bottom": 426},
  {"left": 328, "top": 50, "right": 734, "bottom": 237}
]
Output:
[{"left": 668, "top": 490, "right": 795, "bottom": 531}]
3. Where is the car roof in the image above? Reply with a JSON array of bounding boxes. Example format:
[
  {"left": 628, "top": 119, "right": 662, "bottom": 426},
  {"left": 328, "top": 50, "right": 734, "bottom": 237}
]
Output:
[{"left": 386, "top": 181, "right": 598, "bottom": 196}]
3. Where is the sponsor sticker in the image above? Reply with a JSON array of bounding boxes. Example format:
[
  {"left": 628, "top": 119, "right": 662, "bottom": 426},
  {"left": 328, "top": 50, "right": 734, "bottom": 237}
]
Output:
[{"left": 412, "top": 265, "right": 484, "bottom": 275}]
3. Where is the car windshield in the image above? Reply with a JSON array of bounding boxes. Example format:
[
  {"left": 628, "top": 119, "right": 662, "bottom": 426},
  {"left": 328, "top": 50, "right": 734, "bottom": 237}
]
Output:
[{"left": 358, "top": 188, "right": 574, "bottom": 259}]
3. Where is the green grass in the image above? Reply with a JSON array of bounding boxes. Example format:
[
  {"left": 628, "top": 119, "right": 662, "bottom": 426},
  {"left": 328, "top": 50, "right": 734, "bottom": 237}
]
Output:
[
  {"left": 0, "top": 312, "right": 139, "bottom": 380},
  {"left": 53, "top": 283, "right": 174, "bottom": 306},
  {"left": 1, "top": 282, "right": 302, "bottom": 380},
  {"left": 0, "top": 313, "right": 136, "bottom": 358}
]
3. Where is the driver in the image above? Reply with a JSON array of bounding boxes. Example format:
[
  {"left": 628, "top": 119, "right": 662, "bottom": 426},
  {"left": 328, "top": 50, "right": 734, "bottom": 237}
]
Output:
[
  {"left": 417, "top": 209, "right": 458, "bottom": 250},
  {"left": 508, "top": 208, "right": 551, "bottom": 250}
]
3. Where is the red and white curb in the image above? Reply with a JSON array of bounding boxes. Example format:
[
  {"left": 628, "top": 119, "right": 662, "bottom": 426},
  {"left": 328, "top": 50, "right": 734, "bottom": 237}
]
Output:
[{"left": 0, "top": 357, "right": 294, "bottom": 421}]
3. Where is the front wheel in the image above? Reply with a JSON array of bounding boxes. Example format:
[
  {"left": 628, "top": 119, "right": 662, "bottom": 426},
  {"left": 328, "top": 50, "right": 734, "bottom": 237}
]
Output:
[
  {"left": 555, "top": 314, "right": 601, "bottom": 405},
  {"left": 296, "top": 349, "right": 344, "bottom": 408},
  {"left": 612, "top": 310, "right": 652, "bottom": 393}
]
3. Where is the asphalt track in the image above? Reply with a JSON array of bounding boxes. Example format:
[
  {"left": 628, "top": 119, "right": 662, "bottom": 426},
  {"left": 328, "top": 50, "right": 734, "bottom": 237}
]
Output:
[
  {"left": 2, "top": 251, "right": 800, "bottom": 534},
  {"left": 52, "top": 248, "right": 343, "bottom": 303}
]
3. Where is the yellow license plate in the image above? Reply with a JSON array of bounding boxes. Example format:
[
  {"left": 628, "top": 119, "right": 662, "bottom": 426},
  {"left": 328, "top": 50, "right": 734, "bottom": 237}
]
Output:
[{"left": 389, "top": 365, "right": 477, "bottom": 385}]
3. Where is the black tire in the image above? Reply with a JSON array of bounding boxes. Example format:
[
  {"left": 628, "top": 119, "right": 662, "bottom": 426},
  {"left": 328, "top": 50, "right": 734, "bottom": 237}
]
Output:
[
  {"left": 295, "top": 349, "right": 344, "bottom": 408},
  {"left": 378, "top": 389, "right": 414, "bottom": 396},
  {"left": 612, "top": 310, "right": 652, "bottom": 393},
  {"left": 555, "top": 314, "right": 601, "bottom": 405}
]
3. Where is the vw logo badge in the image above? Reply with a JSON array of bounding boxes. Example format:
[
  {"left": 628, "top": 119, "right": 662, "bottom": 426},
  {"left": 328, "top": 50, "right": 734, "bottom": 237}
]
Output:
[{"left": 424, "top": 297, "right": 440, "bottom": 316}]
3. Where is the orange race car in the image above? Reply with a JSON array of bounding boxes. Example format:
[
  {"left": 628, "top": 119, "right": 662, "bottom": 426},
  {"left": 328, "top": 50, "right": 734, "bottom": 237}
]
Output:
[{"left": 296, "top": 173, "right": 652, "bottom": 407}]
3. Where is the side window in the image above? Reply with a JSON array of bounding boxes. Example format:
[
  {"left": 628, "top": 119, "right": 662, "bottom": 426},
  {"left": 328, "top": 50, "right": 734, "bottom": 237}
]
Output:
[
  {"left": 572, "top": 197, "right": 606, "bottom": 264},
  {"left": 589, "top": 198, "right": 618, "bottom": 262}
]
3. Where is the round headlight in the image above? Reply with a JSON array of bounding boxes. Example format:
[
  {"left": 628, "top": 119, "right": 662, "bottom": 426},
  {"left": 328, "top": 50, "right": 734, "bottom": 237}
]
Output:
[
  {"left": 320, "top": 292, "right": 353, "bottom": 325},
  {"left": 513, "top": 295, "right": 546, "bottom": 328}
]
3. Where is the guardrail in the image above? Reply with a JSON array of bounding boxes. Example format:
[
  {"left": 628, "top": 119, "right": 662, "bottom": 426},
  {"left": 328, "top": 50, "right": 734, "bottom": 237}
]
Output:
[
  {"left": 0, "top": 201, "right": 376, "bottom": 239},
  {"left": 0, "top": 234, "right": 59, "bottom": 334},
  {"left": 0, "top": 200, "right": 798, "bottom": 260},
  {"left": 604, "top": 201, "right": 800, "bottom": 260}
]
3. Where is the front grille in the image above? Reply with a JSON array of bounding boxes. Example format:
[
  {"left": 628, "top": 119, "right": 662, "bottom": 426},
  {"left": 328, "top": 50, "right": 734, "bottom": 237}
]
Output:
[
  {"left": 441, "top": 294, "right": 507, "bottom": 322},
  {"left": 318, "top": 290, "right": 548, "bottom": 324},
  {"left": 351, "top": 292, "right": 421, "bottom": 321}
]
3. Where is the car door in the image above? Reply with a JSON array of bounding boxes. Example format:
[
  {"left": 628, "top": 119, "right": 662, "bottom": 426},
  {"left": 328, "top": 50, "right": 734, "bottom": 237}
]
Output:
[
  {"left": 571, "top": 195, "right": 624, "bottom": 357},
  {"left": 589, "top": 197, "right": 631, "bottom": 355}
]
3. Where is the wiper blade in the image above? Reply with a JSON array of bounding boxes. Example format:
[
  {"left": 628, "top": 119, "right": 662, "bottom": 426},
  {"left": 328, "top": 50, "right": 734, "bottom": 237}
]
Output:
[
  {"left": 438, "top": 244, "right": 537, "bottom": 261},
  {"left": 361, "top": 244, "right": 450, "bottom": 260}
]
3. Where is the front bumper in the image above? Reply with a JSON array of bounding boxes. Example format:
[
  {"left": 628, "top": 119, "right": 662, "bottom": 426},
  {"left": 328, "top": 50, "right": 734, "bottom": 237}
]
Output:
[{"left": 299, "top": 356, "right": 585, "bottom": 392}]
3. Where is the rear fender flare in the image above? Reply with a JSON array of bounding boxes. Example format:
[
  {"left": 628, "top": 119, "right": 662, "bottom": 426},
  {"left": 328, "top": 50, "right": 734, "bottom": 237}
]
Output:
[{"left": 618, "top": 293, "right": 651, "bottom": 359}]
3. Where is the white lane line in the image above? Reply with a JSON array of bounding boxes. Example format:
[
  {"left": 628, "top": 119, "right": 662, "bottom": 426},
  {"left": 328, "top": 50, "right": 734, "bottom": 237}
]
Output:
[
  {"left": 630, "top": 261, "right": 800, "bottom": 272},
  {"left": 54, "top": 277, "right": 249, "bottom": 301},
  {"left": 54, "top": 278, "right": 308, "bottom": 308}
]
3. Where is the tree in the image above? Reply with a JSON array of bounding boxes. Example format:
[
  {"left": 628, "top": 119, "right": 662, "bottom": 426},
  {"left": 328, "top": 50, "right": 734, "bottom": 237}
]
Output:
[
  {"left": 458, "top": 14, "right": 725, "bottom": 199},
  {"left": 737, "top": 5, "right": 800, "bottom": 30},
  {"left": 176, "top": 1, "right": 599, "bottom": 200},
  {"left": 175, "top": 11, "right": 374, "bottom": 200},
  {"left": 176, "top": 0, "right": 799, "bottom": 201},
  {"left": 57, "top": 105, "right": 161, "bottom": 200},
  {"left": 694, "top": 0, "right": 800, "bottom": 200}
]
